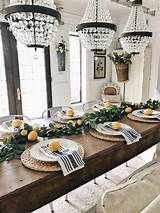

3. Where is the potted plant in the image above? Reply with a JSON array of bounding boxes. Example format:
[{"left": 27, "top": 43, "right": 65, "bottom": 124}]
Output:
[
  {"left": 56, "top": 37, "right": 66, "bottom": 71},
  {"left": 107, "top": 52, "right": 132, "bottom": 82}
]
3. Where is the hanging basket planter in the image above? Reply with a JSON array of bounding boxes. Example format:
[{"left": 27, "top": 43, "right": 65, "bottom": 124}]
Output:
[
  {"left": 107, "top": 51, "right": 133, "bottom": 82},
  {"left": 56, "top": 38, "right": 66, "bottom": 71},
  {"left": 57, "top": 51, "right": 66, "bottom": 71},
  {"left": 115, "top": 64, "right": 129, "bottom": 82}
]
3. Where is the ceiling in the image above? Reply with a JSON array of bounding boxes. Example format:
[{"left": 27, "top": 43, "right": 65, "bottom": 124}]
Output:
[
  {"left": 0, "top": 0, "right": 159, "bottom": 16},
  {"left": 55, "top": 0, "right": 159, "bottom": 16}
]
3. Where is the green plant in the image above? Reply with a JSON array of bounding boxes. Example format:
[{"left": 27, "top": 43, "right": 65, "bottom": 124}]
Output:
[
  {"left": 107, "top": 52, "right": 132, "bottom": 65},
  {"left": 56, "top": 37, "right": 66, "bottom": 53}
]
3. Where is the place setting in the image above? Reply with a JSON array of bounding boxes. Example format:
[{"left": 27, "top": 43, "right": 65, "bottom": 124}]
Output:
[
  {"left": 21, "top": 138, "right": 85, "bottom": 175},
  {"left": 90, "top": 121, "right": 142, "bottom": 144},
  {"left": 52, "top": 107, "right": 84, "bottom": 124},
  {"left": 128, "top": 108, "right": 160, "bottom": 123},
  {"left": 91, "top": 101, "right": 120, "bottom": 112}
]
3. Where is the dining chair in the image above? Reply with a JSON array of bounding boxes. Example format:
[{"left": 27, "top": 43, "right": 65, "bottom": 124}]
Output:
[
  {"left": 0, "top": 115, "right": 31, "bottom": 125},
  {"left": 83, "top": 100, "right": 103, "bottom": 112},
  {"left": 42, "top": 107, "right": 64, "bottom": 119},
  {"left": 42, "top": 106, "right": 74, "bottom": 212}
]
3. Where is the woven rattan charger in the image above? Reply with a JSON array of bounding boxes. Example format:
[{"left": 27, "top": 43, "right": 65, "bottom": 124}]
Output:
[
  {"left": 128, "top": 113, "right": 160, "bottom": 123},
  {"left": 21, "top": 143, "right": 84, "bottom": 172}
]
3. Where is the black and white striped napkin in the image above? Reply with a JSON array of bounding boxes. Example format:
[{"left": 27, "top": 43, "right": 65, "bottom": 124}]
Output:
[
  {"left": 139, "top": 110, "right": 160, "bottom": 120},
  {"left": 40, "top": 145, "right": 85, "bottom": 176},
  {"left": 101, "top": 123, "right": 142, "bottom": 145}
]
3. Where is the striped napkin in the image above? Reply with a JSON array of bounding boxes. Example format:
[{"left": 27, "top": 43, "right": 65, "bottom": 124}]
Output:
[
  {"left": 139, "top": 110, "right": 160, "bottom": 120},
  {"left": 40, "top": 145, "right": 85, "bottom": 176},
  {"left": 101, "top": 123, "right": 142, "bottom": 145}
]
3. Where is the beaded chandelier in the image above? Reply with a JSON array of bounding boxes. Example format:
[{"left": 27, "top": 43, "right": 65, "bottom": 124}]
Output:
[
  {"left": 120, "top": 0, "right": 152, "bottom": 54},
  {"left": 2, "top": 0, "right": 61, "bottom": 48},
  {"left": 76, "top": 0, "right": 117, "bottom": 51}
]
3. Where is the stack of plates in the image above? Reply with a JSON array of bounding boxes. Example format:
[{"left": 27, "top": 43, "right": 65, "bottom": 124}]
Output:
[
  {"left": 90, "top": 122, "right": 125, "bottom": 142},
  {"left": 21, "top": 139, "right": 84, "bottom": 172},
  {"left": 53, "top": 110, "right": 84, "bottom": 124},
  {"left": 128, "top": 109, "right": 160, "bottom": 123}
]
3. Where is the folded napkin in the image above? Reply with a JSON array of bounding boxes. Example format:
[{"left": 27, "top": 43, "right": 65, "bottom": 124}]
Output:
[
  {"left": 101, "top": 123, "right": 142, "bottom": 145},
  {"left": 40, "top": 145, "right": 85, "bottom": 176},
  {"left": 139, "top": 111, "right": 160, "bottom": 120}
]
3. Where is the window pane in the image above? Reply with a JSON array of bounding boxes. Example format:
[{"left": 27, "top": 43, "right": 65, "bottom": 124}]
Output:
[
  {"left": 69, "top": 35, "right": 81, "bottom": 103},
  {"left": 0, "top": 32, "right": 9, "bottom": 115},
  {"left": 17, "top": 43, "right": 47, "bottom": 118}
]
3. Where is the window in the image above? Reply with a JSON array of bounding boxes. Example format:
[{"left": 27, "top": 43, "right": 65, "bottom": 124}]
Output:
[
  {"left": 17, "top": 43, "right": 48, "bottom": 118},
  {"left": 69, "top": 34, "right": 81, "bottom": 103},
  {"left": 0, "top": 31, "right": 9, "bottom": 115},
  {"left": 0, "top": 22, "right": 52, "bottom": 118}
]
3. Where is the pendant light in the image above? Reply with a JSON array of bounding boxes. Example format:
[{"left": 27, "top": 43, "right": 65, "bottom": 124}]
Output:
[
  {"left": 2, "top": 0, "right": 61, "bottom": 48},
  {"left": 120, "top": 0, "right": 152, "bottom": 54},
  {"left": 76, "top": 0, "right": 117, "bottom": 51}
]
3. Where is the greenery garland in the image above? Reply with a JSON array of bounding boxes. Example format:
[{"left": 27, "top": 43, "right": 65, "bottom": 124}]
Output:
[{"left": 0, "top": 99, "right": 159, "bottom": 162}]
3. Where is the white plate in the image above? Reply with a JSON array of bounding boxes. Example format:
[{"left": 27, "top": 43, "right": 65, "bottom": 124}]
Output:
[
  {"left": 96, "top": 122, "right": 130, "bottom": 136},
  {"left": 132, "top": 110, "right": 160, "bottom": 119},
  {"left": 56, "top": 110, "right": 84, "bottom": 120},
  {"left": 30, "top": 139, "right": 79, "bottom": 162},
  {"left": 92, "top": 104, "right": 104, "bottom": 111}
]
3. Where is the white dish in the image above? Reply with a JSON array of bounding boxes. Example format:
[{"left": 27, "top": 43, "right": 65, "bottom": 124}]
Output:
[
  {"left": 132, "top": 109, "right": 160, "bottom": 119},
  {"left": 92, "top": 104, "right": 104, "bottom": 111},
  {"left": 30, "top": 139, "right": 79, "bottom": 162},
  {"left": 96, "top": 122, "right": 130, "bottom": 136},
  {"left": 56, "top": 110, "right": 84, "bottom": 120}
]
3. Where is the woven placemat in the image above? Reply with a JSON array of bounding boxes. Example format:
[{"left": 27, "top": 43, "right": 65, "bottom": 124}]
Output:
[
  {"left": 52, "top": 115, "right": 69, "bottom": 124},
  {"left": 90, "top": 129, "right": 125, "bottom": 142},
  {"left": 127, "top": 113, "right": 160, "bottom": 123},
  {"left": 21, "top": 144, "right": 84, "bottom": 172}
]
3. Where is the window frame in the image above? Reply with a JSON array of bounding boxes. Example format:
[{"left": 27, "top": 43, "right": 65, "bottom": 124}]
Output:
[
  {"left": 69, "top": 33, "right": 82, "bottom": 104},
  {"left": 0, "top": 22, "right": 52, "bottom": 115}
]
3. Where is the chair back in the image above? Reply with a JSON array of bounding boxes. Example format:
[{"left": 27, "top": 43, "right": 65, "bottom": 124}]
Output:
[
  {"left": 42, "top": 107, "right": 65, "bottom": 119},
  {"left": 83, "top": 100, "right": 102, "bottom": 112},
  {"left": 0, "top": 115, "right": 31, "bottom": 125}
]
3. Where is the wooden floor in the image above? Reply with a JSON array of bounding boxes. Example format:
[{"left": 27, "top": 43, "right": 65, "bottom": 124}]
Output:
[{"left": 33, "top": 146, "right": 156, "bottom": 213}]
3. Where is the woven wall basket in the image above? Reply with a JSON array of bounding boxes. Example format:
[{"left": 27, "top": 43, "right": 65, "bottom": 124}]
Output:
[{"left": 115, "top": 64, "right": 129, "bottom": 82}]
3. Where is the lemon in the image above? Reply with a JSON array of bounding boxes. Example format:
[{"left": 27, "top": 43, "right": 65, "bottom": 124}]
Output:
[
  {"left": 20, "top": 130, "right": 28, "bottom": 137},
  {"left": 48, "top": 140, "right": 60, "bottom": 152},
  {"left": 144, "top": 108, "right": 153, "bottom": 115},
  {"left": 66, "top": 109, "right": 74, "bottom": 117},
  {"left": 112, "top": 122, "right": 121, "bottom": 130},
  {"left": 125, "top": 107, "right": 132, "bottom": 113},
  {"left": 77, "top": 119, "right": 83, "bottom": 126},
  {"left": 104, "top": 101, "right": 112, "bottom": 108},
  {"left": 11, "top": 119, "right": 23, "bottom": 128},
  {"left": 27, "top": 131, "right": 38, "bottom": 142},
  {"left": 67, "top": 120, "right": 76, "bottom": 127}
]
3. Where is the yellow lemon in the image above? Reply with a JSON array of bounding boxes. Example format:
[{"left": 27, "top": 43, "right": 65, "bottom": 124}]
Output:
[
  {"left": 27, "top": 131, "right": 38, "bottom": 142},
  {"left": 125, "top": 107, "right": 132, "bottom": 113},
  {"left": 20, "top": 130, "right": 28, "bottom": 137},
  {"left": 11, "top": 119, "right": 23, "bottom": 128},
  {"left": 77, "top": 119, "right": 83, "bottom": 126},
  {"left": 66, "top": 109, "right": 74, "bottom": 117},
  {"left": 144, "top": 108, "right": 153, "bottom": 115},
  {"left": 67, "top": 120, "right": 76, "bottom": 127},
  {"left": 104, "top": 101, "right": 111, "bottom": 108},
  {"left": 112, "top": 122, "right": 121, "bottom": 130},
  {"left": 48, "top": 140, "right": 60, "bottom": 152}
]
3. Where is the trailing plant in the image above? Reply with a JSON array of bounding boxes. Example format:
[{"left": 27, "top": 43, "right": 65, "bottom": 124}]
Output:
[
  {"left": 56, "top": 37, "right": 66, "bottom": 53},
  {"left": 0, "top": 99, "right": 160, "bottom": 162},
  {"left": 107, "top": 52, "right": 132, "bottom": 65}
]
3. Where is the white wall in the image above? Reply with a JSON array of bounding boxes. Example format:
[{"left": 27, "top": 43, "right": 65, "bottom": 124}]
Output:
[
  {"left": 149, "top": 11, "right": 160, "bottom": 99},
  {"left": 50, "top": 12, "right": 81, "bottom": 106},
  {"left": 50, "top": 12, "right": 115, "bottom": 106},
  {"left": 50, "top": 7, "right": 160, "bottom": 107}
]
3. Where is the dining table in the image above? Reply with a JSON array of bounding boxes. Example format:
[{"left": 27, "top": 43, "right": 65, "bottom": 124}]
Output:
[{"left": 0, "top": 116, "right": 160, "bottom": 213}]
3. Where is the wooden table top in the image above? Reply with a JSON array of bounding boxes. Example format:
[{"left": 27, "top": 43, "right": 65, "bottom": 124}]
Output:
[{"left": 0, "top": 117, "right": 160, "bottom": 213}]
